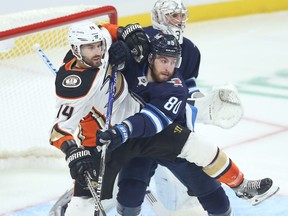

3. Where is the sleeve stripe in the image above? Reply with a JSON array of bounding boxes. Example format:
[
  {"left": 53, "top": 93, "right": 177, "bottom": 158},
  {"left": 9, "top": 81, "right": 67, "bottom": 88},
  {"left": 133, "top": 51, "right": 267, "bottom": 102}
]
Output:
[
  {"left": 141, "top": 109, "right": 164, "bottom": 133},
  {"left": 141, "top": 104, "right": 173, "bottom": 133},
  {"left": 185, "top": 77, "right": 196, "bottom": 82},
  {"left": 188, "top": 86, "right": 199, "bottom": 94},
  {"left": 146, "top": 103, "right": 173, "bottom": 124}
]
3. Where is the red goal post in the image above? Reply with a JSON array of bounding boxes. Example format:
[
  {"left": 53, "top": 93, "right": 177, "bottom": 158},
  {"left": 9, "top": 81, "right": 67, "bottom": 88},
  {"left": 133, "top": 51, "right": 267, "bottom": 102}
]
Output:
[
  {"left": 0, "top": 5, "right": 117, "bottom": 169},
  {"left": 0, "top": 6, "right": 117, "bottom": 40}
]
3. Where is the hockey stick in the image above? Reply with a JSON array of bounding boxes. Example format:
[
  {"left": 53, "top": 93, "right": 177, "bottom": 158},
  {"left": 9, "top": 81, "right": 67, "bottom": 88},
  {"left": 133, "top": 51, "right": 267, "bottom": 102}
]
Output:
[
  {"left": 85, "top": 174, "right": 107, "bottom": 216},
  {"left": 33, "top": 44, "right": 107, "bottom": 215},
  {"left": 95, "top": 65, "right": 118, "bottom": 216},
  {"left": 32, "top": 43, "right": 58, "bottom": 75}
]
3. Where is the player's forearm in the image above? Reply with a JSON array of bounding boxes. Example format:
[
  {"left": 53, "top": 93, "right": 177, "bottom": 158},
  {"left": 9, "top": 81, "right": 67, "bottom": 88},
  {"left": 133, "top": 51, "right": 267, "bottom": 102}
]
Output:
[{"left": 123, "top": 106, "right": 173, "bottom": 138}]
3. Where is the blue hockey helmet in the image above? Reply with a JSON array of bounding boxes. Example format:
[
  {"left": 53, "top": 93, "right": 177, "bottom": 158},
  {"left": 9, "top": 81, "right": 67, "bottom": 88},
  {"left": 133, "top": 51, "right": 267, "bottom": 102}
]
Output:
[{"left": 149, "top": 33, "right": 182, "bottom": 67}]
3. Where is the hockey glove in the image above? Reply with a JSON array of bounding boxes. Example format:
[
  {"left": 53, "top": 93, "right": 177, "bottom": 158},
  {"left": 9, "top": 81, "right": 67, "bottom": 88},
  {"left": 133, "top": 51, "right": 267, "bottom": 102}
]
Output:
[
  {"left": 108, "top": 40, "right": 131, "bottom": 71},
  {"left": 64, "top": 142, "right": 97, "bottom": 186},
  {"left": 118, "top": 23, "right": 150, "bottom": 64},
  {"left": 96, "top": 124, "right": 129, "bottom": 152}
]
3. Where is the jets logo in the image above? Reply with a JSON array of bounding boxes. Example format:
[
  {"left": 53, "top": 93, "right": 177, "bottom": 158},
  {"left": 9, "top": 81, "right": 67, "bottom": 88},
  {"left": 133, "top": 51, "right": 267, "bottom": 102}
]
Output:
[{"left": 62, "top": 75, "right": 81, "bottom": 88}]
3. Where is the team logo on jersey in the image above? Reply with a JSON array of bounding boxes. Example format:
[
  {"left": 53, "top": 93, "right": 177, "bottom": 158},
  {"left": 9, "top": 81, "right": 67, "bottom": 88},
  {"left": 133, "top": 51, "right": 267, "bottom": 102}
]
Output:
[
  {"left": 167, "top": 78, "right": 183, "bottom": 87},
  {"left": 137, "top": 76, "right": 148, "bottom": 86},
  {"left": 62, "top": 75, "right": 82, "bottom": 88}
]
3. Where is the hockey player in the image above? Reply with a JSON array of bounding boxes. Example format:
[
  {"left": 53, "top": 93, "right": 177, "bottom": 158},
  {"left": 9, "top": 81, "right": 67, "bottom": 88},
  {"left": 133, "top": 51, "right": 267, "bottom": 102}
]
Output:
[
  {"left": 97, "top": 34, "right": 279, "bottom": 215},
  {"left": 115, "top": 1, "right": 234, "bottom": 215},
  {"left": 114, "top": 0, "right": 247, "bottom": 215},
  {"left": 48, "top": 21, "right": 172, "bottom": 214}
]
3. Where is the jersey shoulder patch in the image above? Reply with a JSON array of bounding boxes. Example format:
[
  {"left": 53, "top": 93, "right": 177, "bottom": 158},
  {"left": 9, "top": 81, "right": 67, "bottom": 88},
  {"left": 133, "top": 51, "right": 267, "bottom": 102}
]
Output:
[{"left": 55, "top": 67, "right": 98, "bottom": 99}]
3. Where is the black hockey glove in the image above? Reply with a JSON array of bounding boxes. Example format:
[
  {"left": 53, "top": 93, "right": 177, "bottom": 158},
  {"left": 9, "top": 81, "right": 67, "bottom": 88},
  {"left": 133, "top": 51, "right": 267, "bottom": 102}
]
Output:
[
  {"left": 96, "top": 124, "right": 129, "bottom": 152},
  {"left": 63, "top": 141, "right": 97, "bottom": 186},
  {"left": 118, "top": 23, "right": 150, "bottom": 64},
  {"left": 108, "top": 40, "right": 131, "bottom": 71}
]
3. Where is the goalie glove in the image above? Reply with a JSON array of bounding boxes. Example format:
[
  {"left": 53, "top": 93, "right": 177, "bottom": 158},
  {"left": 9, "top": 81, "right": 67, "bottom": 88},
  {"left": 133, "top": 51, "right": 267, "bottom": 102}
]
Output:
[
  {"left": 62, "top": 140, "right": 97, "bottom": 186},
  {"left": 118, "top": 23, "right": 150, "bottom": 64},
  {"left": 96, "top": 124, "right": 129, "bottom": 152},
  {"left": 190, "top": 84, "right": 243, "bottom": 129}
]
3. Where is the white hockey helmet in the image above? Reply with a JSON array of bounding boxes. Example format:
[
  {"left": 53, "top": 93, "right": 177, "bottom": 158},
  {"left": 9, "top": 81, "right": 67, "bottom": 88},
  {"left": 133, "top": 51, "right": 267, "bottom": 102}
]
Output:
[
  {"left": 151, "top": 0, "right": 188, "bottom": 44},
  {"left": 68, "top": 21, "right": 105, "bottom": 63}
]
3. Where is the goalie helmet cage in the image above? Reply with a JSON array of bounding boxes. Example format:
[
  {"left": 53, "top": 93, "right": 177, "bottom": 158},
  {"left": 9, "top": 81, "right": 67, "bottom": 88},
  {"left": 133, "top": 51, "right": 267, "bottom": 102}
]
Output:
[{"left": 0, "top": 5, "right": 117, "bottom": 169}]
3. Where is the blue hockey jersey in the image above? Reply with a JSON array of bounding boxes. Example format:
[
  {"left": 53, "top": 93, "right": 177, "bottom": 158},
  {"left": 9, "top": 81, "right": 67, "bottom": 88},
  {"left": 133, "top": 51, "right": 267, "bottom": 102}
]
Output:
[{"left": 121, "top": 61, "right": 188, "bottom": 139}]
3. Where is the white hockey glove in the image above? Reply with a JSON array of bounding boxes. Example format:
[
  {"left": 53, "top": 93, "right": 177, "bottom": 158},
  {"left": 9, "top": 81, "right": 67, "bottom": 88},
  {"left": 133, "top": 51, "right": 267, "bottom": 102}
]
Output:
[{"left": 190, "top": 84, "right": 243, "bottom": 129}]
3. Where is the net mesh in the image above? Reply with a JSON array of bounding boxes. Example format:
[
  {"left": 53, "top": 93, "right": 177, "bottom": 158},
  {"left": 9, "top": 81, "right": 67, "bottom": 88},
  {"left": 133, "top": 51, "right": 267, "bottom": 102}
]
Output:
[{"left": 0, "top": 5, "right": 116, "bottom": 168}]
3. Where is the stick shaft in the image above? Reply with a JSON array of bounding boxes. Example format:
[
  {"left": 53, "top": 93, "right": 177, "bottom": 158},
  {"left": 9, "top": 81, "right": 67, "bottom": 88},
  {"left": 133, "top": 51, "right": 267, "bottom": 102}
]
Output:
[{"left": 96, "top": 66, "right": 118, "bottom": 215}]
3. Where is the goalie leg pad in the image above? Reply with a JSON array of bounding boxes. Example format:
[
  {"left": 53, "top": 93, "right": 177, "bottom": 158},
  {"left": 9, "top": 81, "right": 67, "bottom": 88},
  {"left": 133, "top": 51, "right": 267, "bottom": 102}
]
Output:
[
  {"left": 65, "top": 195, "right": 116, "bottom": 216},
  {"left": 65, "top": 196, "right": 95, "bottom": 216},
  {"left": 49, "top": 188, "right": 73, "bottom": 216}
]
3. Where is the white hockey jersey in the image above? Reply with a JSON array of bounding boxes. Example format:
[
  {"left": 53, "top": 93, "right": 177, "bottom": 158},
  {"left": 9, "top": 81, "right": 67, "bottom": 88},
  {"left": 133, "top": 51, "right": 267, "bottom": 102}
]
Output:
[{"left": 50, "top": 28, "right": 140, "bottom": 149}]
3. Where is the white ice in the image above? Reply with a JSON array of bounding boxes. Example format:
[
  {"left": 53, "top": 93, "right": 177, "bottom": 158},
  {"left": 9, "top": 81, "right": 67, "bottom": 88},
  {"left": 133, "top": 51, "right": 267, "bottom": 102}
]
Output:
[{"left": 1, "top": 11, "right": 288, "bottom": 216}]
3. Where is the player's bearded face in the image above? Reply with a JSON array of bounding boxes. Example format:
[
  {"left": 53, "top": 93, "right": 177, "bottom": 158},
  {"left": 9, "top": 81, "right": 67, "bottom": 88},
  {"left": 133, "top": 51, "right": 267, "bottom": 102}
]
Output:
[
  {"left": 80, "top": 42, "right": 102, "bottom": 68},
  {"left": 151, "top": 55, "right": 177, "bottom": 82}
]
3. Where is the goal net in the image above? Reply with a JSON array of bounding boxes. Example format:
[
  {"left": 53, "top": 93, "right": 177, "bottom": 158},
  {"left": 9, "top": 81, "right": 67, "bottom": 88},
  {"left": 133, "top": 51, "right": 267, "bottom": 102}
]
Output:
[{"left": 0, "top": 5, "right": 117, "bottom": 169}]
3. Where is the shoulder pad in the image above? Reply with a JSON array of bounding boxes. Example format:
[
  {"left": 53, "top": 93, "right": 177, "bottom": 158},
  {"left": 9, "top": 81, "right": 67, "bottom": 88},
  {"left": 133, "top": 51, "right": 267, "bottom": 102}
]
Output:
[
  {"left": 63, "top": 50, "right": 74, "bottom": 63},
  {"left": 55, "top": 68, "right": 98, "bottom": 99}
]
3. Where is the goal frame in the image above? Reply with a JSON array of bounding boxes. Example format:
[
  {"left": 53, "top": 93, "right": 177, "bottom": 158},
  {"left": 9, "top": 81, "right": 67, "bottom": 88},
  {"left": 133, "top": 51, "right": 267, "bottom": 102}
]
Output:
[{"left": 0, "top": 5, "right": 117, "bottom": 40}]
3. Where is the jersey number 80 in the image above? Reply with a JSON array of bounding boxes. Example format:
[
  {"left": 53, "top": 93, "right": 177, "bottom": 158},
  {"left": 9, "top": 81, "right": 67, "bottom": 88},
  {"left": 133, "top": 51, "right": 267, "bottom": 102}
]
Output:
[{"left": 164, "top": 96, "right": 182, "bottom": 114}]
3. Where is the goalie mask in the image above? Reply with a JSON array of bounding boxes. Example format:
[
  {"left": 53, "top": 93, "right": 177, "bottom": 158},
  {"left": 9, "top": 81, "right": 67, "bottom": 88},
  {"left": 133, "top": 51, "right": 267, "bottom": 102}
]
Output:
[
  {"left": 151, "top": 0, "right": 188, "bottom": 44},
  {"left": 149, "top": 33, "right": 182, "bottom": 68},
  {"left": 68, "top": 21, "right": 106, "bottom": 67}
]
